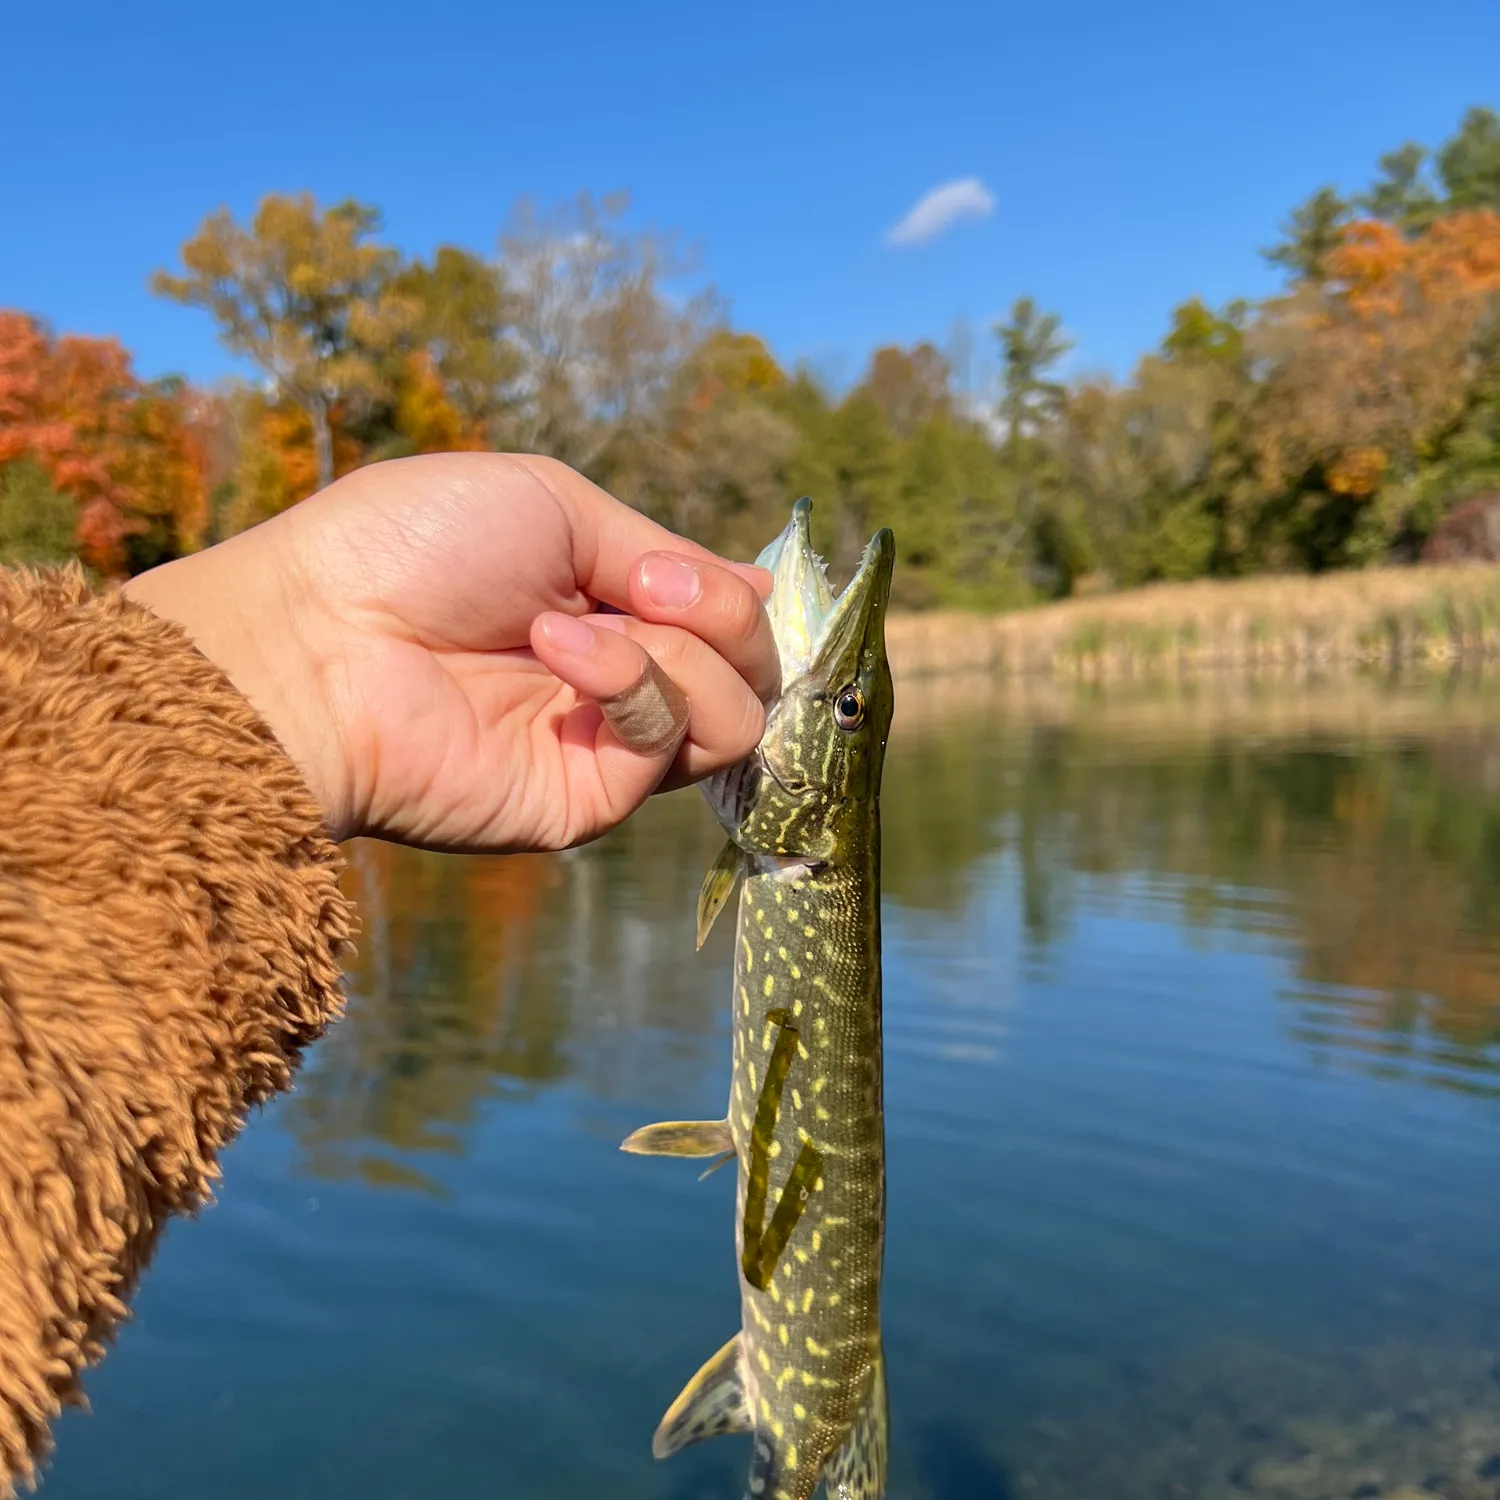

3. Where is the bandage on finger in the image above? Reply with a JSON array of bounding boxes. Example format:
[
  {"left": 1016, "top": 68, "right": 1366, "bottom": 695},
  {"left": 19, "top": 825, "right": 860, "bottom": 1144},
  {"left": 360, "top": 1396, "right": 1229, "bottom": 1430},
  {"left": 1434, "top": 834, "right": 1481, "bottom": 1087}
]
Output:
[{"left": 596, "top": 654, "right": 690, "bottom": 757}]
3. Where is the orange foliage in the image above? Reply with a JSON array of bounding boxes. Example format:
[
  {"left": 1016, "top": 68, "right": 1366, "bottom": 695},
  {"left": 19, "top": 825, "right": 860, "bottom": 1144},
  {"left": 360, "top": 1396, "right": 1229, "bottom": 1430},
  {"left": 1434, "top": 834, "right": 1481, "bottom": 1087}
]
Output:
[
  {"left": 395, "top": 351, "right": 487, "bottom": 454},
  {"left": 1324, "top": 210, "right": 1500, "bottom": 317},
  {"left": 0, "top": 310, "right": 210, "bottom": 574},
  {"left": 1254, "top": 212, "right": 1500, "bottom": 501}
]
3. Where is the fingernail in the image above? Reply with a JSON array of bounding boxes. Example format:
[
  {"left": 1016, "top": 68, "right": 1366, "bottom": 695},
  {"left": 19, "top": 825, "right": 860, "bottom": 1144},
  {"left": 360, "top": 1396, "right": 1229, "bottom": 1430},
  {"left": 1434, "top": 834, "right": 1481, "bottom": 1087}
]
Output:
[
  {"left": 541, "top": 613, "right": 597, "bottom": 655},
  {"left": 641, "top": 556, "right": 702, "bottom": 609}
]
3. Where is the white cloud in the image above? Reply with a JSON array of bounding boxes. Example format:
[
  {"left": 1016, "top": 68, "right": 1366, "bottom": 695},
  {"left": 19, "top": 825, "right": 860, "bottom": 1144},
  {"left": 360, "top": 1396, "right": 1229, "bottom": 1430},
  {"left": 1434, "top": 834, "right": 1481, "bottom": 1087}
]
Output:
[{"left": 885, "top": 177, "right": 995, "bottom": 247}]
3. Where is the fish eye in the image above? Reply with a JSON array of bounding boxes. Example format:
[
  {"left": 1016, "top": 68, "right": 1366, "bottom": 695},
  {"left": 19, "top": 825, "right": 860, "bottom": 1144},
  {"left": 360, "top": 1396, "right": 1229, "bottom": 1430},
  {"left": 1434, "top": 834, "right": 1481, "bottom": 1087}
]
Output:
[{"left": 833, "top": 686, "right": 865, "bottom": 731}]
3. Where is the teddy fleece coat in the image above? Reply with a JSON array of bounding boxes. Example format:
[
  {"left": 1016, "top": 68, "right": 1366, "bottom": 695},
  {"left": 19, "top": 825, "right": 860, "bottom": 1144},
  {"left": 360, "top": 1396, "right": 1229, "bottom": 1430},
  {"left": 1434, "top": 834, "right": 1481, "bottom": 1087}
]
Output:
[{"left": 0, "top": 563, "right": 354, "bottom": 1493}]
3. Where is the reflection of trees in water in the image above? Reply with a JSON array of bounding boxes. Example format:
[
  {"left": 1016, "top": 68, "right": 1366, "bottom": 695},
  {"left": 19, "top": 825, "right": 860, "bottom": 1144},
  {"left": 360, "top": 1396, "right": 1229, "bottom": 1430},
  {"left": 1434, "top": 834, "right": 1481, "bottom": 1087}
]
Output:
[
  {"left": 284, "top": 841, "right": 566, "bottom": 1190},
  {"left": 285, "top": 801, "right": 734, "bottom": 1188},
  {"left": 287, "top": 678, "right": 1500, "bottom": 1190},
  {"left": 881, "top": 684, "right": 1500, "bottom": 1093}
]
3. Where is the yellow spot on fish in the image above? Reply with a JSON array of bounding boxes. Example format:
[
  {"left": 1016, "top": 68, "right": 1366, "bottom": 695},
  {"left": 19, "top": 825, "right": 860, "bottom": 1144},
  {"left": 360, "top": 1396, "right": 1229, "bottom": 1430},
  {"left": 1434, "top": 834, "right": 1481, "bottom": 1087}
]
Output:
[
  {"left": 742, "top": 941, "right": 754, "bottom": 972},
  {"left": 811, "top": 1231, "right": 822, "bottom": 1252},
  {"left": 786, "top": 1443, "right": 799, "bottom": 1469},
  {"left": 772, "top": 1419, "right": 785, "bottom": 1439},
  {"left": 793, "top": 998, "right": 803, "bottom": 1017},
  {"left": 791, "top": 1088, "right": 802, "bottom": 1110},
  {"left": 759, "top": 1397, "right": 772, "bottom": 1422},
  {"left": 763, "top": 975, "right": 775, "bottom": 997},
  {"left": 813, "top": 1176, "right": 824, "bottom": 1192},
  {"left": 773, "top": 890, "right": 784, "bottom": 906},
  {"left": 748, "top": 1061, "right": 758, "bottom": 1089},
  {"left": 793, "top": 1403, "right": 807, "bottom": 1420},
  {"left": 803, "top": 926, "right": 815, "bottom": 938},
  {"left": 800, "top": 1370, "right": 817, "bottom": 1387},
  {"left": 778, "top": 1324, "right": 788, "bottom": 1346},
  {"left": 794, "top": 1247, "right": 808, "bottom": 1264},
  {"left": 762, "top": 1021, "right": 775, "bottom": 1052},
  {"left": 805, "top": 950, "right": 814, "bottom": 961},
  {"left": 823, "top": 1215, "right": 848, "bottom": 1227},
  {"left": 750, "top": 1301, "right": 771, "bottom": 1331},
  {"left": 816, "top": 1105, "right": 831, "bottom": 1122},
  {"left": 777, "top": 1366, "right": 795, "bottom": 1390},
  {"left": 801, "top": 1288, "right": 814, "bottom": 1312},
  {"left": 767, "top": 1280, "right": 780, "bottom": 1303},
  {"left": 806, "top": 1336, "right": 830, "bottom": 1357},
  {"left": 778, "top": 946, "right": 788, "bottom": 960},
  {"left": 755, "top": 909, "right": 764, "bottom": 923},
  {"left": 757, "top": 1348, "right": 772, "bottom": 1373},
  {"left": 828, "top": 1293, "right": 841, "bottom": 1308},
  {"left": 790, "top": 963, "right": 801, "bottom": 979},
  {"left": 811, "top": 1077, "right": 828, "bottom": 1094},
  {"left": 740, "top": 1111, "right": 752, "bottom": 1131},
  {"left": 797, "top": 1042, "right": 810, "bottom": 1061}
]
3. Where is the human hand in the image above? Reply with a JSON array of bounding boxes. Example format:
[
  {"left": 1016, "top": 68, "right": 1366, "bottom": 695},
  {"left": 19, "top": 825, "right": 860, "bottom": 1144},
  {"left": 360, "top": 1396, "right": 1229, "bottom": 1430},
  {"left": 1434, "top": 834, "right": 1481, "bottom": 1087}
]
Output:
[{"left": 123, "top": 454, "right": 779, "bottom": 853}]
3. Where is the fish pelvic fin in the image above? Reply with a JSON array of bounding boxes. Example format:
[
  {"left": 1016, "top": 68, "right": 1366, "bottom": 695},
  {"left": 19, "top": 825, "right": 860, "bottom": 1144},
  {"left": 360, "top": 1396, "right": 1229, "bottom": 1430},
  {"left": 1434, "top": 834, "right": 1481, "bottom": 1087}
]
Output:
[
  {"left": 823, "top": 1349, "right": 888, "bottom": 1500},
  {"left": 652, "top": 1333, "right": 751, "bottom": 1459},
  {"left": 697, "top": 838, "right": 745, "bottom": 950},
  {"left": 620, "top": 1119, "right": 733, "bottom": 1158}
]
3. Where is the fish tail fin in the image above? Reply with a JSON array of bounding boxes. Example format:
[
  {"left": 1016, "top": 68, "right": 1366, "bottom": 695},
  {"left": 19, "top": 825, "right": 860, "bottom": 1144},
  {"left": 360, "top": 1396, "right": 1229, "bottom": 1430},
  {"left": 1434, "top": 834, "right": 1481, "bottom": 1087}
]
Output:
[
  {"left": 823, "top": 1348, "right": 888, "bottom": 1500},
  {"left": 620, "top": 1119, "right": 732, "bottom": 1158},
  {"left": 652, "top": 1333, "right": 751, "bottom": 1458}
]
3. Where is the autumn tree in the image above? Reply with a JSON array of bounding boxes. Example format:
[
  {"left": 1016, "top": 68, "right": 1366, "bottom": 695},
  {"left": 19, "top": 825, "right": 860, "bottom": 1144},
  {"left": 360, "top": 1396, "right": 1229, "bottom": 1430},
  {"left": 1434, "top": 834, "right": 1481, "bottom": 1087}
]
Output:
[
  {"left": 860, "top": 342, "right": 952, "bottom": 438},
  {"left": 0, "top": 311, "right": 207, "bottom": 573},
  {"left": 152, "top": 194, "right": 416, "bottom": 492},
  {"left": 393, "top": 245, "right": 517, "bottom": 439}
]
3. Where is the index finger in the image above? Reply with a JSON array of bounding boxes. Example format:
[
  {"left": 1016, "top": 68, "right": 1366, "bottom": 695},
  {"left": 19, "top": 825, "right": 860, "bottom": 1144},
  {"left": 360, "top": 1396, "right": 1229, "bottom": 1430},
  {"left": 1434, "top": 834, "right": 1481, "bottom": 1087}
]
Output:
[{"left": 516, "top": 455, "right": 772, "bottom": 607}]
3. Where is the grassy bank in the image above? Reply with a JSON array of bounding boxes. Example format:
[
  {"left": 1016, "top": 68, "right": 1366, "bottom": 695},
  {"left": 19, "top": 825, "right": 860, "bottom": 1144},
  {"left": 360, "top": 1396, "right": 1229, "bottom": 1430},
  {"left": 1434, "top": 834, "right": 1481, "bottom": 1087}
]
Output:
[{"left": 886, "top": 562, "right": 1500, "bottom": 681}]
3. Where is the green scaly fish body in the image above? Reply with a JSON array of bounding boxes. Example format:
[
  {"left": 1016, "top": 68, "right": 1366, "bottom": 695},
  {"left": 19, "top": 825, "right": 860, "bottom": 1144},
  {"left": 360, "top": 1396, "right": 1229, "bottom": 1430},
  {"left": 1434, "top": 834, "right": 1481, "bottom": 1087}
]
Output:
[{"left": 623, "top": 499, "right": 895, "bottom": 1500}]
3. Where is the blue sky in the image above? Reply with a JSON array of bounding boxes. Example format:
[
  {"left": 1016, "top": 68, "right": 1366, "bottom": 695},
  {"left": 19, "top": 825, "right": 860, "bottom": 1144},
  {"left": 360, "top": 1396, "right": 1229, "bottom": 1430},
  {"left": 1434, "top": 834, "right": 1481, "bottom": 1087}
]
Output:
[{"left": 7, "top": 0, "right": 1498, "bottom": 393}]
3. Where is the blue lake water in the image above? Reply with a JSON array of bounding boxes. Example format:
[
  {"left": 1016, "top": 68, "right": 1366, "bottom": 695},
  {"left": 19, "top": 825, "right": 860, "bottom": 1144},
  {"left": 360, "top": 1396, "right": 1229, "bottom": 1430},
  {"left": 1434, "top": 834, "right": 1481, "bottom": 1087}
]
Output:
[{"left": 43, "top": 672, "right": 1500, "bottom": 1500}]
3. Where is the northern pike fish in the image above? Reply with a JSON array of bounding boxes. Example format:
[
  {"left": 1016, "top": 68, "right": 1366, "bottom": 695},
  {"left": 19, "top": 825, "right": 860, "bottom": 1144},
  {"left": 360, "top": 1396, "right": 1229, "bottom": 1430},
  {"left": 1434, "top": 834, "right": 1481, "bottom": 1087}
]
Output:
[{"left": 622, "top": 498, "right": 895, "bottom": 1500}]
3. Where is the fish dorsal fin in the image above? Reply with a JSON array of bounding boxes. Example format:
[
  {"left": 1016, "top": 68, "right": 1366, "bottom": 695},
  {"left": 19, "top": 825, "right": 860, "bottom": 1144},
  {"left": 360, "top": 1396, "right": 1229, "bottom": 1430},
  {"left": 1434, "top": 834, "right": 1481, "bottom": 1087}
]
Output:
[
  {"left": 697, "top": 838, "right": 745, "bottom": 950},
  {"left": 652, "top": 1333, "right": 751, "bottom": 1458},
  {"left": 823, "top": 1350, "right": 888, "bottom": 1500}
]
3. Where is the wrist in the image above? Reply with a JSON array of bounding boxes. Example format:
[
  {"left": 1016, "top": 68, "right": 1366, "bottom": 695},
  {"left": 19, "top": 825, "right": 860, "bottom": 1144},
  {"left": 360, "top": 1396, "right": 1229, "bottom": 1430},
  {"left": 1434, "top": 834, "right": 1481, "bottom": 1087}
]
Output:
[{"left": 122, "top": 536, "right": 356, "bottom": 842}]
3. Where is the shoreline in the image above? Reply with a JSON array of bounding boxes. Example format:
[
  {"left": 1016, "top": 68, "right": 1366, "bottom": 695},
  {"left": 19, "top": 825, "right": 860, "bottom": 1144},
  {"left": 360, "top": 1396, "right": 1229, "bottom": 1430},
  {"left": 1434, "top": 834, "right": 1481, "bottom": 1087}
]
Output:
[{"left": 885, "top": 562, "right": 1500, "bottom": 682}]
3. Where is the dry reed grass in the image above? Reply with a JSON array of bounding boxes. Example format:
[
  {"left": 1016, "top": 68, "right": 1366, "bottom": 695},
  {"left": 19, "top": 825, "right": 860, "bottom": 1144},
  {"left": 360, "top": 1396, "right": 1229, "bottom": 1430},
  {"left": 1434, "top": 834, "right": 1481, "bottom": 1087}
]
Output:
[{"left": 885, "top": 562, "right": 1500, "bottom": 681}]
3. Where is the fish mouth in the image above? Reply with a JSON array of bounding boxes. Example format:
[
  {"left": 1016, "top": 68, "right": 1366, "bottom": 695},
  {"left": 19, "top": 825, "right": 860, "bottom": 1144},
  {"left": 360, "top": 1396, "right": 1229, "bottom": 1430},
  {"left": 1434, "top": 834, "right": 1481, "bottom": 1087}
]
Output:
[{"left": 808, "top": 523, "right": 895, "bottom": 684}]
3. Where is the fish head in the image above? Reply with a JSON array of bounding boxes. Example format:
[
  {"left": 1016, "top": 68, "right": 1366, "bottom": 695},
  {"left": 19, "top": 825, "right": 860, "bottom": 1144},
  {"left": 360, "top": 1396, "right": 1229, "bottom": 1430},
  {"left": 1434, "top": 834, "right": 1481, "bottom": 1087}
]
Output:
[{"left": 702, "top": 498, "right": 895, "bottom": 868}]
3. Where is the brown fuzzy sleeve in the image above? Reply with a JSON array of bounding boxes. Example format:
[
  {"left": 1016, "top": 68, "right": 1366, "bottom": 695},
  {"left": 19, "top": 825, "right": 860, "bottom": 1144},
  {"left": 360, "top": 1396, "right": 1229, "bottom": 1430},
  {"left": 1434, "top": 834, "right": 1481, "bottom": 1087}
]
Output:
[{"left": 0, "top": 563, "right": 355, "bottom": 1493}]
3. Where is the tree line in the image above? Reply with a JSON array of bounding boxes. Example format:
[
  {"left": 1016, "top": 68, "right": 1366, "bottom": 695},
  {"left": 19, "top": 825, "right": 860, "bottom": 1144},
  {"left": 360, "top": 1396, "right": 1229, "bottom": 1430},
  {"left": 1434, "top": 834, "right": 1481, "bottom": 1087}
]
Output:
[{"left": 3, "top": 105, "right": 1499, "bottom": 608}]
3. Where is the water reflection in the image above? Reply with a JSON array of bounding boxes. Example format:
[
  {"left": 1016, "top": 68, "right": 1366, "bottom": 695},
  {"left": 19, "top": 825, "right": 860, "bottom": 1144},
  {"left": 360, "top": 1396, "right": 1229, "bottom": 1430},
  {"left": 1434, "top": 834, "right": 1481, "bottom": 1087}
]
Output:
[
  {"left": 40, "top": 669, "right": 1500, "bottom": 1500},
  {"left": 292, "top": 667, "right": 1500, "bottom": 1191}
]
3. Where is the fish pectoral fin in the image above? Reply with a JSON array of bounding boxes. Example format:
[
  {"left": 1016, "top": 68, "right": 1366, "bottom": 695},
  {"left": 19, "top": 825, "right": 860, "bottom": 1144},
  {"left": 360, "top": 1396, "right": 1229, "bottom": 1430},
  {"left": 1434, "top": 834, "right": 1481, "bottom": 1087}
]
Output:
[
  {"left": 620, "top": 1119, "right": 733, "bottom": 1158},
  {"left": 652, "top": 1333, "right": 751, "bottom": 1459},
  {"left": 823, "top": 1350, "right": 888, "bottom": 1500},
  {"left": 696, "top": 838, "right": 745, "bottom": 950}
]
